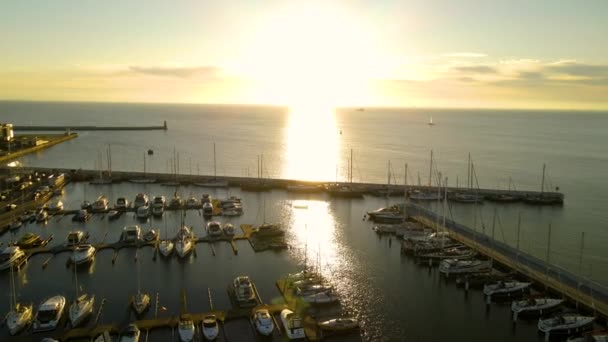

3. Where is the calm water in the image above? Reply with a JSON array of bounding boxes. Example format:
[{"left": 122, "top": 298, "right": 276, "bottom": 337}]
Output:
[{"left": 1, "top": 101, "right": 607, "bottom": 341}]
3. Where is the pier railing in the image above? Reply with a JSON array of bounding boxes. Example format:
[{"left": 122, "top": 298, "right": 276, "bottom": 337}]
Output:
[{"left": 406, "top": 203, "right": 608, "bottom": 317}]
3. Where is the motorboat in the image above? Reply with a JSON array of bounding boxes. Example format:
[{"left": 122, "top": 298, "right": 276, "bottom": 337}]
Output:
[
  {"left": 159, "top": 239, "right": 174, "bottom": 257},
  {"left": 108, "top": 210, "right": 121, "bottom": 220},
  {"left": 452, "top": 193, "right": 484, "bottom": 203},
  {"left": 186, "top": 196, "right": 199, "bottom": 208},
  {"left": 286, "top": 184, "right": 323, "bottom": 193},
  {"left": 136, "top": 205, "right": 150, "bottom": 219},
  {"left": 81, "top": 200, "right": 92, "bottom": 210},
  {"left": 121, "top": 226, "right": 142, "bottom": 243},
  {"left": 296, "top": 284, "right": 334, "bottom": 296},
  {"left": 115, "top": 197, "right": 129, "bottom": 209},
  {"left": 20, "top": 210, "right": 36, "bottom": 223},
  {"left": 538, "top": 313, "right": 595, "bottom": 337},
  {"left": 69, "top": 293, "right": 95, "bottom": 327},
  {"left": 511, "top": 298, "right": 564, "bottom": 319},
  {"left": 567, "top": 331, "right": 608, "bottom": 342},
  {"left": 48, "top": 199, "right": 64, "bottom": 212},
  {"left": 6, "top": 302, "right": 33, "bottom": 335},
  {"left": 222, "top": 203, "right": 243, "bottom": 216},
  {"left": 169, "top": 196, "right": 184, "bottom": 208},
  {"left": 223, "top": 223, "right": 235, "bottom": 236},
  {"left": 120, "top": 324, "right": 141, "bottom": 342},
  {"left": 202, "top": 314, "right": 219, "bottom": 341},
  {"left": 0, "top": 246, "right": 26, "bottom": 271},
  {"left": 483, "top": 281, "right": 531, "bottom": 299},
  {"left": 206, "top": 221, "right": 223, "bottom": 237},
  {"left": 143, "top": 229, "right": 158, "bottom": 242},
  {"left": 177, "top": 225, "right": 192, "bottom": 240},
  {"left": 367, "top": 205, "right": 402, "bottom": 220},
  {"left": 178, "top": 315, "right": 195, "bottom": 342},
  {"left": 66, "top": 230, "right": 89, "bottom": 246},
  {"left": 16, "top": 232, "right": 45, "bottom": 249},
  {"left": 280, "top": 309, "right": 305, "bottom": 340},
  {"left": 438, "top": 259, "right": 492, "bottom": 276},
  {"left": 318, "top": 317, "right": 359, "bottom": 332},
  {"left": 325, "top": 184, "right": 365, "bottom": 198},
  {"left": 94, "top": 331, "right": 113, "bottom": 342},
  {"left": 132, "top": 292, "right": 150, "bottom": 316},
  {"left": 36, "top": 209, "right": 48, "bottom": 222},
  {"left": 72, "top": 209, "right": 91, "bottom": 222},
  {"left": 151, "top": 196, "right": 166, "bottom": 217},
  {"left": 33, "top": 295, "right": 66, "bottom": 332},
  {"left": 251, "top": 309, "right": 274, "bottom": 336},
  {"left": 233, "top": 276, "right": 256, "bottom": 303},
  {"left": 175, "top": 226, "right": 193, "bottom": 258},
  {"left": 221, "top": 196, "right": 241, "bottom": 205},
  {"left": 91, "top": 196, "right": 109, "bottom": 212},
  {"left": 69, "top": 244, "right": 96, "bottom": 265},
  {"left": 486, "top": 193, "right": 520, "bottom": 203},
  {"left": 133, "top": 193, "right": 149, "bottom": 209},
  {"left": 301, "top": 290, "right": 339, "bottom": 304},
  {"left": 254, "top": 223, "right": 285, "bottom": 237},
  {"left": 201, "top": 194, "right": 212, "bottom": 203},
  {"left": 202, "top": 201, "right": 213, "bottom": 216}
]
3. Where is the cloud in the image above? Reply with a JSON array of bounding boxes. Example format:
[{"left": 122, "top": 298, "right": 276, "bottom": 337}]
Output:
[
  {"left": 546, "top": 61, "right": 608, "bottom": 78},
  {"left": 443, "top": 52, "right": 488, "bottom": 58},
  {"left": 127, "top": 65, "right": 220, "bottom": 78},
  {"left": 452, "top": 65, "right": 497, "bottom": 74}
]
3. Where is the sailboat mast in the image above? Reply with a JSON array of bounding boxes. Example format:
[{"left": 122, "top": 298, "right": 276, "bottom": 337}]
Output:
[
  {"left": 467, "top": 153, "right": 471, "bottom": 190},
  {"left": 350, "top": 148, "right": 353, "bottom": 183},
  {"left": 143, "top": 152, "right": 146, "bottom": 178},
  {"left": 541, "top": 163, "right": 546, "bottom": 194},
  {"left": 545, "top": 223, "right": 552, "bottom": 286},
  {"left": 441, "top": 176, "right": 447, "bottom": 249},
  {"left": 403, "top": 163, "right": 408, "bottom": 220}
]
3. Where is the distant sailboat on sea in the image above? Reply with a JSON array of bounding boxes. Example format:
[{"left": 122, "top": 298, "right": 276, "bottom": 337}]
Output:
[{"left": 428, "top": 116, "right": 435, "bottom": 126}]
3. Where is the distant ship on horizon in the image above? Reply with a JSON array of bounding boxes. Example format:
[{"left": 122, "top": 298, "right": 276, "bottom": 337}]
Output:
[{"left": 428, "top": 116, "right": 435, "bottom": 126}]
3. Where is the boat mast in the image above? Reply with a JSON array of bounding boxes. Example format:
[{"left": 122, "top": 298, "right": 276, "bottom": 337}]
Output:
[
  {"left": 143, "top": 152, "right": 146, "bottom": 178},
  {"left": 441, "top": 176, "right": 448, "bottom": 250},
  {"left": 350, "top": 148, "right": 353, "bottom": 183},
  {"left": 577, "top": 231, "right": 586, "bottom": 308},
  {"left": 403, "top": 163, "right": 408, "bottom": 219},
  {"left": 515, "top": 212, "right": 522, "bottom": 262},
  {"left": 213, "top": 142, "right": 217, "bottom": 179},
  {"left": 545, "top": 223, "right": 552, "bottom": 289},
  {"left": 108, "top": 144, "right": 112, "bottom": 179},
  {"left": 435, "top": 172, "right": 441, "bottom": 231},
  {"left": 541, "top": 163, "right": 546, "bottom": 194},
  {"left": 467, "top": 153, "right": 471, "bottom": 190}
]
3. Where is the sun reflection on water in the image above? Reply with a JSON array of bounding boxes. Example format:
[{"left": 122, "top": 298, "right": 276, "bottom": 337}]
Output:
[{"left": 282, "top": 106, "right": 340, "bottom": 182}]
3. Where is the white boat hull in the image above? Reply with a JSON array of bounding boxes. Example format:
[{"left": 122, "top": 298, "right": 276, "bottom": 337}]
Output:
[{"left": 69, "top": 294, "right": 95, "bottom": 328}]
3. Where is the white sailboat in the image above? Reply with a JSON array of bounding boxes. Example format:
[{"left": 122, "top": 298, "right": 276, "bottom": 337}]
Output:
[
  {"left": 428, "top": 116, "right": 435, "bottom": 126},
  {"left": 158, "top": 217, "right": 174, "bottom": 257},
  {"left": 130, "top": 153, "right": 156, "bottom": 184},
  {"left": 175, "top": 221, "right": 193, "bottom": 258},
  {"left": 131, "top": 257, "right": 150, "bottom": 316},
  {"left": 68, "top": 248, "right": 95, "bottom": 327},
  {"left": 178, "top": 315, "right": 195, "bottom": 342},
  {"left": 280, "top": 309, "right": 305, "bottom": 340},
  {"left": 5, "top": 263, "right": 33, "bottom": 335},
  {"left": 202, "top": 314, "right": 219, "bottom": 340},
  {"left": 120, "top": 324, "right": 141, "bottom": 342}
]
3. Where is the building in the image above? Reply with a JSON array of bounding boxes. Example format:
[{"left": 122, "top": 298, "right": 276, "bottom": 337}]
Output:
[{"left": 1, "top": 123, "right": 14, "bottom": 142}]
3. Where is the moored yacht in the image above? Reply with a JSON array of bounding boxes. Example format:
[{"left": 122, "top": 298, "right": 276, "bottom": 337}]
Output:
[
  {"left": 66, "top": 230, "right": 89, "bottom": 246},
  {"left": 115, "top": 197, "right": 129, "bottom": 209},
  {"left": 202, "top": 314, "right": 220, "bottom": 341},
  {"left": 15, "top": 232, "right": 45, "bottom": 249},
  {"left": 133, "top": 193, "right": 149, "bottom": 209},
  {"left": 206, "top": 221, "right": 223, "bottom": 237},
  {"left": 159, "top": 239, "right": 174, "bottom": 257},
  {"left": 185, "top": 196, "right": 199, "bottom": 208},
  {"left": 202, "top": 201, "right": 213, "bottom": 216},
  {"left": 121, "top": 226, "right": 142, "bottom": 243},
  {"left": 72, "top": 209, "right": 91, "bottom": 222},
  {"left": 132, "top": 292, "right": 150, "bottom": 316},
  {"left": 409, "top": 190, "right": 442, "bottom": 201},
  {"left": 511, "top": 297, "right": 564, "bottom": 319},
  {"left": 483, "top": 281, "right": 531, "bottom": 299},
  {"left": 0, "top": 246, "right": 26, "bottom": 271},
  {"left": 91, "top": 196, "right": 109, "bottom": 212},
  {"left": 251, "top": 308, "right": 274, "bottom": 336},
  {"left": 438, "top": 259, "right": 492, "bottom": 276},
  {"left": 36, "top": 209, "right": 48, "bottom": 222},
  {"left": 318, "top": 317, "right": 359, "bottom": 332},
  {"left": 224, "top": 223, "right": 235, "bottom": 236},
  {"left": 6, "top": 302, "right": 33, "bottom": 335},
  {"left": 136, "top": 205, "right": 150, "bottom": 219},
  {"left": 169, "top": 195, "right": 184, "bottom": 208},
  {"left": 233, "top": 276, "right": 256, "bottom": 304},
  {"left": 69, "top": 244, "right": 96, "bottom": 265},
  {"left": 151, "top": 195, "right": 165, "bottom": 216},
  {"left": 538, "top": 313, "right": 595, "bottom": 337},
  {"left": 48, "top": 199, "right": 64, "bottom": 212},
  {"left": 175, "top": 226, "right": 193, "bottom": 258},
  {"left": 301, "top": 290, "right": 339, "bottom": 304},
  {"left": 178, "top": 315, "right": 195, "bottom": 342},
  {"left": 254, "top": 223, "right": 285, "bottom": 237},
  {"left": 120, "top": 324, "right": 141, "bottom": 342},
  {"left": 69, "top": 293, "right": 95, "bottom": 327},
  {"left": 280, "top": 309, "right": 305, "bottom": 340},
  {"left": 33, "top": 295, "right": 66, "bottom": 332}
]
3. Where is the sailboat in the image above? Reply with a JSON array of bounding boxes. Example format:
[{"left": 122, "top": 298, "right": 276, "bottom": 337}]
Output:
[
  {"left": 131, "top": 257, "right": 150, "bottom": 316},
  {"left": 158, "top": 216, "right": 174, "bottom": 257},
  {"left": 5, "top": 263, "right": 33, "bottom": 335},
  {"left": 428, "top": 116, "right": 435, "bottom": 126},
  {"left": 175, "top": 213, "right": 193, "bottom": 258},
  {"left": 195, "top": 142, "right": 228, "bottom": 187},
  {"left": 68, "top": 248, "right": 95, "bottom": 327},
  {"left": 130, "top": 152, "right": 156, "bottom": 184},
  {"left": 90, "top": 147, "right": 113, "bottom": 185}
]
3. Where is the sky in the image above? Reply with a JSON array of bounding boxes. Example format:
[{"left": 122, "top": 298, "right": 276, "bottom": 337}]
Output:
[{"left": 1, "top": 0, "right": 607, "bottom": 109}]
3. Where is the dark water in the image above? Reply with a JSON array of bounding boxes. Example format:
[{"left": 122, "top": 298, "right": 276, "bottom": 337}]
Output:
[{"left": 0, "top": 101, "right": 607, "bottom": 340}]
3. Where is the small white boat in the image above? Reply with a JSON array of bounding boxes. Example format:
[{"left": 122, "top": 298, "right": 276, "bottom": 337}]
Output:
[
  {"left": 254, "top": 223, "right": 285, "bottom": 237},
  {"left": 121, "top": 226, "right": 142, "bottom": 243},
  {"left": 438, "top": 259, "right": 492, "bottom": 276},
  {"left": 81, "top": 200, "right": 92, "bottom": 210},
  {"left": 6, "top": 303, "right": 33, "bottom": 336},
  {"left": 94, "top": 331, "right": 113, "bottom": 342},
  {"left": 120, "top": 324, "right": 140, "bottom": 342},
  {"left": 108, "top": 210, "right": 121, "bottom": 220},
  {"left": 72, "top": 209, "right": 91, "bottom": 222},
  {"left": 151, "top": 196, "right": 165, "bottom": 217},
  {"left": 251, "top": 309, "right": 274, "bottom": 336},
  {"left": 115, "top": 197, "right": 129, "bottom": 209},
  {"left": 280, "top": 309, "right": 305, "bottom": 340},
  {"left": 185, "top": 197, "right": 199, "bottom": 208},
  {"left": 158, "top": 240, "right": 174, "bottom": 257},
  {"left": 169, "top": 196, "right": 184, "bottom": 208},
  {"left": 567, "top": 331, "right": 608, "bottom": 342},
  {"left": 136, "top": 205, "right": 149, "bottom": 219},
  {"left": 91, "top": 196, "right": 109, "bottom": 212},
  {"left": 301, "top": 291, "right": 339, "bottom": 304},
  {"left": 318, "top": 317, "right": 359, "bottom": 332},
  {"left": 69, "top": 293, "right": 95, "bottom": 327},
  {"left": 69, "top": 244, "right": 96, "bottom": 265},
  {"left": 223, "top": 223, "right": 235, "bottom": 236},
  {"left": 143, "top": 229, "right": 158, "bottom": 242},
  {"left": 409, "top": 190, "right": 442, "bottom": 201},
  {"left": 206, "top": 221, "right": 223, "bottom": 237},
  {"left": 175, "top": 238, "right": 193, "bottom": 259},
  {"left": 178, "top": 316, "right": 195, "bottom": 342},
  {"left": 33, "top": 295, "right": 66, "bottom": 332},
  {"left": 296, "top": 284, "right": 334, "bottom": 296},
  {"left": 483, "top": 281, "right": 531, "bottom": 298},
  {"left": 66, "top": 230, "right": 88, "bottom": 246},
  {"left": 233, "top": 276, "right": 256, "bottom": 303},
  {"left": 538, "top": 313, "right": 595, "bottom": 337},
  {"left": 132, "top": 292, "right": 150, "bottom": 316},
  {"left": 511, "top": 298, "right": 564, "bottom": 319},
  {"left": 133, "top": 193, "right": 149, "bottom": 209},
  {"left": 201, "top": 194, "right": 212, "bottom": 203},
  {"left": 36, "top": 209, "right": 48, "bottom": 222},
  {"left": 202, "top": 201, "right": 213, "bottom": 216},
  {"left": 0, "top": 246, "right": 26, "bottom": 271},
  {"left": 202, "top": 314, "right": 219, "bottom": 341}
]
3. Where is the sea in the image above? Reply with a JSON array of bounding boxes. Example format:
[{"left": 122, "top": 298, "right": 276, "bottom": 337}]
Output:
[{"left": 0, "top": 101, "right": 607, "bottom": 341}]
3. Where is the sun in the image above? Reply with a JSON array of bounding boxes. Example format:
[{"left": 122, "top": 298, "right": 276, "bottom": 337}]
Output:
[{"left": 235, "top": 3, "right": 381, "bottom": 108}]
